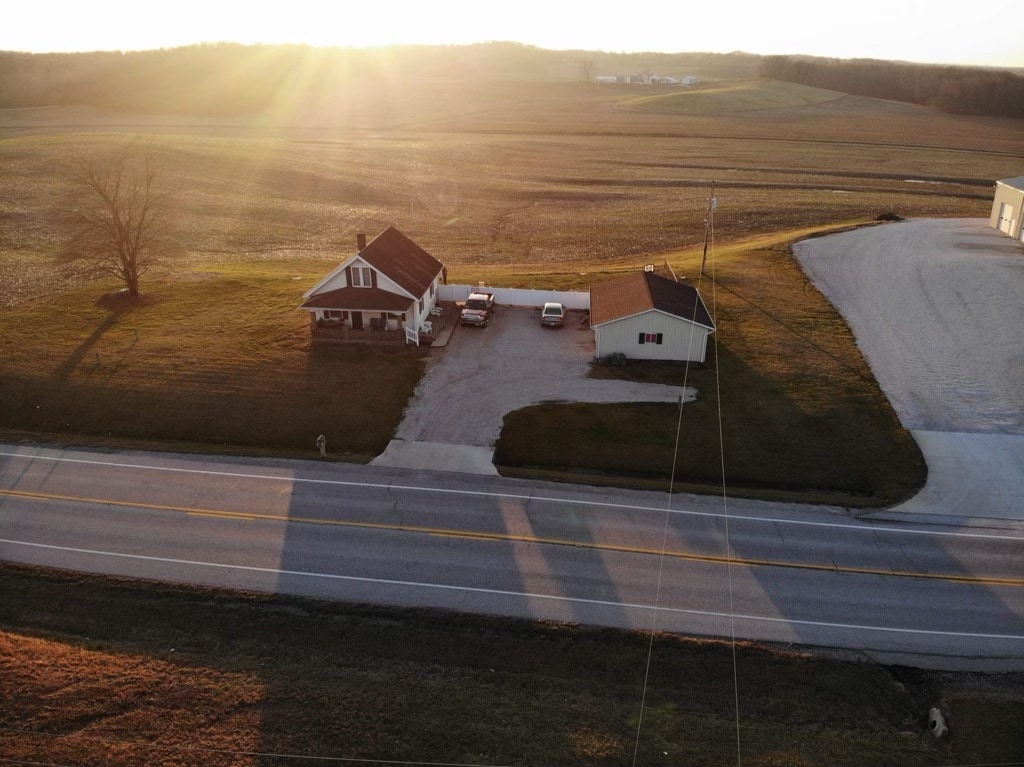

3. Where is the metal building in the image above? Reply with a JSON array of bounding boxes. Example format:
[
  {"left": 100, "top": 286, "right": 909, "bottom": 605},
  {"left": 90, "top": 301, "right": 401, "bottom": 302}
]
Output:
[{"left": 990, "top": 176, "right": 1024, "bottom": 240}]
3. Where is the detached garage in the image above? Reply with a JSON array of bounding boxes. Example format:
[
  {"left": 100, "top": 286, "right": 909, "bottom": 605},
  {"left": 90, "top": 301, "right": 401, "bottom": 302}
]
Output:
[
  {"left": 591, "top": 271, "right": 715, "bottom": 362},
  {"left": 990, "top": 176, "right": 1024, "bottom": 240}
]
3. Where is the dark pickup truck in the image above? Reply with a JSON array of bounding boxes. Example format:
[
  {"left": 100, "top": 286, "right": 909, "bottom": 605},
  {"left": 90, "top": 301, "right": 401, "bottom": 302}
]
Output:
[{"left": 460, "top": 291, "right": 495, "bottom": 327}]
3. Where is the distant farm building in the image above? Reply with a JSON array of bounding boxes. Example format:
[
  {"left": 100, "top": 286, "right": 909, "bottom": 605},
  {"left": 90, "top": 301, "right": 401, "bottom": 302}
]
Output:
[
  {"left": 593, "top": 74, "right": 698, "bottom": 85},
  {"left": 990, "top": 176, "right": 1024, "bottom": 241},
  {"left": 590, "top": 270, "right": 715, "bottom": 362}
]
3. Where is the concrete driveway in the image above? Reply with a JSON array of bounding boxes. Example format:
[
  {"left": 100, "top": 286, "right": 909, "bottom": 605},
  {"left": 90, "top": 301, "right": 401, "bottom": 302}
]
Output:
[
  {"left": 373, "top": 305, "right": 695, "bottom": 473},
  {"left": 794, "top": 218, "right": 1024, "bottom": 522}
]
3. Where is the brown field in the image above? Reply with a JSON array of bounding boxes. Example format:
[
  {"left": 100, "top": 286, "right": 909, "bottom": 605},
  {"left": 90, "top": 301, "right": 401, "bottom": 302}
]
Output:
[
  {"left": 2, "top": 75, "right": 1024, "bottom": 765},
  {"left": 1, "top": 79, "right": 1017, "bottom": 467}
]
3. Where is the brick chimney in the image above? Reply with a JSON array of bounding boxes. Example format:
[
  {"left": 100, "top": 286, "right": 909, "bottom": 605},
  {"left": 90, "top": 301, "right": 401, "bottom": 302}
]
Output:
[{"left": 356, "top": 233, "right": 366, "bottom": 251}]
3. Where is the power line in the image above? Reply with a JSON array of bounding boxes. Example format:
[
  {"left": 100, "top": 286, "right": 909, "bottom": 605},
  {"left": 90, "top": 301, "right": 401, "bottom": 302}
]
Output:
[
  {"left": 632, "top": 182, "right": 733, "bottom": 767},
  {"left": 630, "top": 391, "right": 688, "bottom": 767},
  {"left": 706, "top": 189, "right": 744, "bottom": 767}
]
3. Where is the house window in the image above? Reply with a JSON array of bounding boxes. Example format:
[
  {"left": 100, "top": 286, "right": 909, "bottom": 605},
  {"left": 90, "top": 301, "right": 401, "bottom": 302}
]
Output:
[
  {"left": 326, "top": 310, "right": 347, "bottom": 320},
  {"left": 429, "top": 283, "right": 435, "bottom": 298},
  {"left": 419, "top": 298, "right": 425, "bottom": 314},
  {"left": 351, "top": 267, "right": 373, "bottom": 287},
  {"left": 638, "top": 332, "right": 663, "bottom": 345}
]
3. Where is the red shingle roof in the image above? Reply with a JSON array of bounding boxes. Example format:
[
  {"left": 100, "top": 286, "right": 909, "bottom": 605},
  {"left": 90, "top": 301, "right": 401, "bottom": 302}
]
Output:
[{"left": 590, "top": 271, "right": 714, "bottom": 329}]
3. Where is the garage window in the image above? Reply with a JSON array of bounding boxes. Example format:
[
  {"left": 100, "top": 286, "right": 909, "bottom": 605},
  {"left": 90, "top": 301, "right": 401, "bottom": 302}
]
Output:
[{"left": 638, "top": 333, "right": 663, "bottom": 345}]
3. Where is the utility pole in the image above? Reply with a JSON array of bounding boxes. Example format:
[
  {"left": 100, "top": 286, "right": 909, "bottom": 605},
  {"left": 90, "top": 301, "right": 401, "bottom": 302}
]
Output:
[{"left": 700, "top": 181, "right": 717, "bottom": 277}]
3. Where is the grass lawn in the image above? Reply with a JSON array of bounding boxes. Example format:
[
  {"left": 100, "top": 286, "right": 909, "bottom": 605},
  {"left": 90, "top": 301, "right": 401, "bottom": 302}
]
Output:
[
  {"left": 0, "top": 259, "right": 427, "bottom": 459},
  {"left": 494, "top": 232, "right": 927, "bottom": 506},
  {"left": 3, "top": 563, "right": 1021, "bottom": 767}
]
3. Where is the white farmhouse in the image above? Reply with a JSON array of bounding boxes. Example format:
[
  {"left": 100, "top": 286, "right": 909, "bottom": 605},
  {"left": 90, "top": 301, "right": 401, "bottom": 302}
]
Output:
[
  {"left": 590, "top": 271, "right": 715, "bottom": 362},
  {"left": 300, "top": 226, "right": 445, "bottom": 344}
]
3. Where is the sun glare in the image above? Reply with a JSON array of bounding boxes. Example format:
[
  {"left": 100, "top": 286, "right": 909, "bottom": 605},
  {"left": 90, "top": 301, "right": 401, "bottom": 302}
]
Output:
[{"left": 6, "top": 0, "right": 1023, "bottom": 67}]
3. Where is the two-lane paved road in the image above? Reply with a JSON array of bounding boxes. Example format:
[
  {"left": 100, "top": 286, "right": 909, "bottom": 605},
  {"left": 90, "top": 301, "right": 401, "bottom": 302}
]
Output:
[{"left": 2, "top": 444, "right": 1021, "bottom": 671}]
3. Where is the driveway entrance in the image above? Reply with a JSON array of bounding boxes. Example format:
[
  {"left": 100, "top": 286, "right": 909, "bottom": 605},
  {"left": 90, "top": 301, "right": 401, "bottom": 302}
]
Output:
[
  {"left": 794, "top": 218, "right": 1024, "bottom": 521},
  {"left": 373, "top": 306, "right": 695, "bottom": 473}
]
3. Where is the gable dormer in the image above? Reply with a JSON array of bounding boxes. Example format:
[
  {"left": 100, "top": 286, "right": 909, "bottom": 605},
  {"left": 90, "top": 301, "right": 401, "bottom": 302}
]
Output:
[{"left": 346, "top": 259, "right": 377, "bottom": 289}]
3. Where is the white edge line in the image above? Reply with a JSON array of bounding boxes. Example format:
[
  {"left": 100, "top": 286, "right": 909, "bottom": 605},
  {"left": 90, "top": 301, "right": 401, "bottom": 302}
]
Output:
[
  {"left": 1, "top": 449, "right": 1020, "bottom": 542},
  {"left": 3, "top": 537, "right": 1023, "bottom": 643}
]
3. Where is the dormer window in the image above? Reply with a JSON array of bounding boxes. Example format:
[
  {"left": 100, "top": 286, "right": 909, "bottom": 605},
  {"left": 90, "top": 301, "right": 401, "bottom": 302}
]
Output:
[{"left": 351, "top": 266, "right": 372, "bottom": 287}]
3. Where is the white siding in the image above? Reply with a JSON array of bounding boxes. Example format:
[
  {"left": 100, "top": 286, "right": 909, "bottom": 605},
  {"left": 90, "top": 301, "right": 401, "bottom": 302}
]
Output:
[
  {"left": 374, "top": 268, "right": 407, "bottom": 296},
  {"left": 990, "top": 182, "right": 1024, "bottom": 240},
  {"left": 309, "top": 257, "right": 412, "bottom": 296},
  {"left": 309, "top": 263, "right": 348, "bottom": 294},
  {"left": 594, "top": 310, "right": 711, "bottom": 362}
]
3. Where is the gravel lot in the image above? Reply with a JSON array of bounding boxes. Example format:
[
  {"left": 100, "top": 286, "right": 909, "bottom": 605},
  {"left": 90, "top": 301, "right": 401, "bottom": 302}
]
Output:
[
  {"left": 794, "top": 218, "right": 1024, "bottom": 521},
  {"left": 393, "top": 305, "right": 693, "bottom": 447}
]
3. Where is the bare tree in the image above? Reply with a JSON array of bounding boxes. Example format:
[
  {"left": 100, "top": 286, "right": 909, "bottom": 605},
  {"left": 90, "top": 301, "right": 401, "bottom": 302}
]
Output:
[
  {"left": 579, "top": 58, "right": 595, "bottom": 83},
  {"left": 63, "top": 141, "right": 172, "bottom": 298}
]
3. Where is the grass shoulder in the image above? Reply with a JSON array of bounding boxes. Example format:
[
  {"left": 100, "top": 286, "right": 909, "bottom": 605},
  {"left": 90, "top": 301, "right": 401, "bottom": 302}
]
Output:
[{"left": 3, "top": 562, "right": 1019, "bottom": 766}]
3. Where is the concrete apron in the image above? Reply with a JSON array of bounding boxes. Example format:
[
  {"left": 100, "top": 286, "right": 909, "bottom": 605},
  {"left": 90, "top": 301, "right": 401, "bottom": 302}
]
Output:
[
  {"left": 883, "top": 430, "right": 1024, "bottom": 522},
  {"left": 372, "top": 440, "right": 499, "bottom": 475}
]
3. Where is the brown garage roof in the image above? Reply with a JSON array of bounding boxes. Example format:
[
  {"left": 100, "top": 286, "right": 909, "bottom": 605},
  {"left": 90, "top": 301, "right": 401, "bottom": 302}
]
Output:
[{"left": 590, "top": 271, "right": 715, "bottom": 329}]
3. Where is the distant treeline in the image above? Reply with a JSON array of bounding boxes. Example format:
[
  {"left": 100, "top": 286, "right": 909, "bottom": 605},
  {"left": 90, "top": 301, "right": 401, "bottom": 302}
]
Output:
[
  {"left": 760, "top": 55, "right": 1024, "bottom": 118},
  {"left": 0, "top": 44, "right": 417, "bottom": 115},
  {"left": 6, "top": 44, "right": 1019, "bottom": 119},
  {"left": 0, "top": 42, "right": 757, "bottom": 116}
]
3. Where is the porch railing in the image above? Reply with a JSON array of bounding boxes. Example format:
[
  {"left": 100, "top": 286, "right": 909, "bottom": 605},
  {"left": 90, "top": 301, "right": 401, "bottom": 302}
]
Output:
[{"left": 311, "top": 325, "right": 407, "bottom": 345}]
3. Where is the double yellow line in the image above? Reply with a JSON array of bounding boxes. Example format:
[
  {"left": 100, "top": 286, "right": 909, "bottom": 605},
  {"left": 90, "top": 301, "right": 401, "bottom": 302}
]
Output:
[{"left": 2, "top": 488, "right": 1021, "bottom": 587}]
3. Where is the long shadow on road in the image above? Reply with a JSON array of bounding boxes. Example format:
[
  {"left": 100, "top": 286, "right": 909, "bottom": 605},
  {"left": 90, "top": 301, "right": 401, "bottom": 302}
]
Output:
[{"left": 271, "top": 462, "right": 657, "bottom": 758}]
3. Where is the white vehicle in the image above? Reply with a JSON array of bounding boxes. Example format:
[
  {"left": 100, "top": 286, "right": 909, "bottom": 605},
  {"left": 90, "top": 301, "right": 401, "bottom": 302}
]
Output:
[{"left": 540, "top": 302, "right": 565, "bottom": 327}]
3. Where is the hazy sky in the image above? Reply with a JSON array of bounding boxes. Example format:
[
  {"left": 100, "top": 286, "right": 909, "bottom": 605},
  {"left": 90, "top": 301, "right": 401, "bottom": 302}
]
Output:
[{"left": 5, "top": 0, "right": 1021, "bottom": 67}]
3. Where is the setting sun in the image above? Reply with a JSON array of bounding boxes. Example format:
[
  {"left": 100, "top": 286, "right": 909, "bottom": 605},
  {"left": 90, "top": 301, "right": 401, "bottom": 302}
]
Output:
[{"left": 6, "top": 0, "right": 1024, "bottom": 67}]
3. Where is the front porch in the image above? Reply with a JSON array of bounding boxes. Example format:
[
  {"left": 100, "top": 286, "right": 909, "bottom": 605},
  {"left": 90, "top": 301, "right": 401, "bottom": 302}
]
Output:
[
  {"left": 310, "top": 302, "right": 456, "bottom": 347},
  {"left": 311, "top": 323, "right": 408, "bottom": 345}
]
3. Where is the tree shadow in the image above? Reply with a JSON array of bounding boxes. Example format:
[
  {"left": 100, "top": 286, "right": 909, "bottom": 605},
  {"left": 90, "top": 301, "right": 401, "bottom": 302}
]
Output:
[
  {"left": 713, "top": 279, "right": 878, "bottom": 386},
  {"left": 53, "top": 291, "right": 139, "bottom": 381}
]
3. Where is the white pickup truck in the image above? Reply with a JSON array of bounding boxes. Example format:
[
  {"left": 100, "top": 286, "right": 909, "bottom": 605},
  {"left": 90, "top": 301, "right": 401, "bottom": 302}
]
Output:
[{"left": 460, "top": 291, "right": 495, "bottom": 327}]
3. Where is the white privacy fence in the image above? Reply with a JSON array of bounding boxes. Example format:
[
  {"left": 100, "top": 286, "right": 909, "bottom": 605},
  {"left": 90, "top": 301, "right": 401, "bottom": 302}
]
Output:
[{"left": 439, "top": 284, "right": 590, "bottom": 310}]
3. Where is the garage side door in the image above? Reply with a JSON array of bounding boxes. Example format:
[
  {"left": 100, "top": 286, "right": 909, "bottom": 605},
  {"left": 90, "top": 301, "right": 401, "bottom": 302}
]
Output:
[{"left": 997, "top": 201, "right": 1014, "bottom": 234}]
